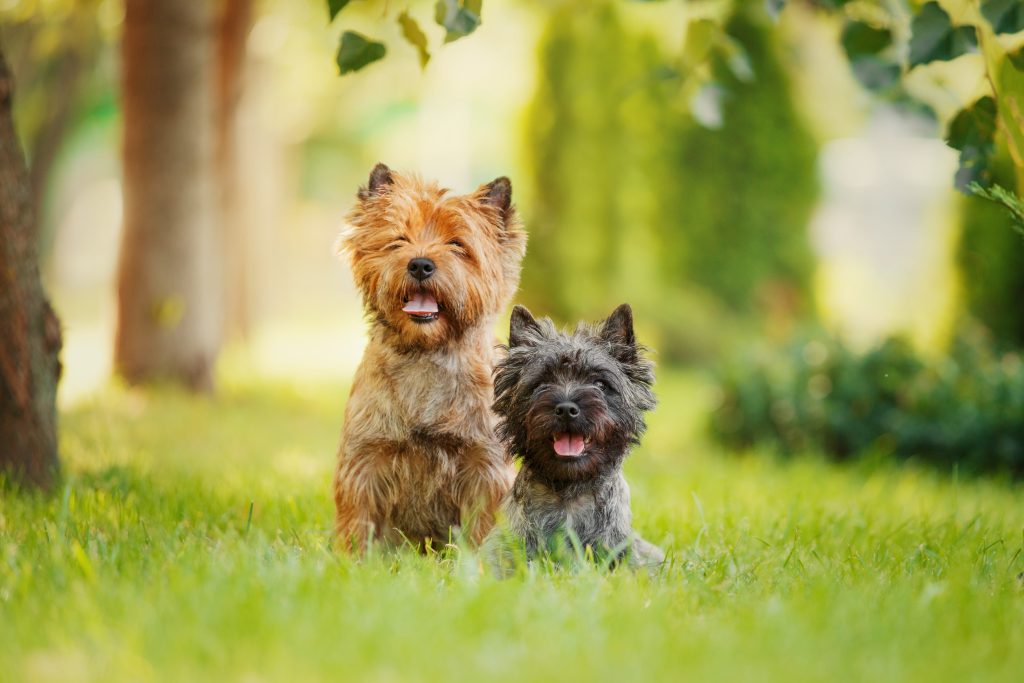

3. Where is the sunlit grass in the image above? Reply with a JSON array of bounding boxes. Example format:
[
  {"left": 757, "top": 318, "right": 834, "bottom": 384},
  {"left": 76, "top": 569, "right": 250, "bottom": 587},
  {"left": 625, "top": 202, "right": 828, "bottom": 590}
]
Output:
[{"left": 2, "top": 370, "right": 1023, "bottom": 682}]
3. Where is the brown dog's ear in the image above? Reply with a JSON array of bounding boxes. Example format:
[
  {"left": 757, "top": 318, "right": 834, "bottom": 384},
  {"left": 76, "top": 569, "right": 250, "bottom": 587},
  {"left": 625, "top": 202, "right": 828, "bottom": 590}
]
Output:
[
  {"left": 509, "top": 304, "right": 541, "bottom": 348},
  {"left": 358, "top": 163, "right": 394, "bottom": 200},
  {"left": 478, "top": 176, "right": 513, "bottom": 224},
  {"left": 599, "top": 303, "right": 636, "bottom": 354}
]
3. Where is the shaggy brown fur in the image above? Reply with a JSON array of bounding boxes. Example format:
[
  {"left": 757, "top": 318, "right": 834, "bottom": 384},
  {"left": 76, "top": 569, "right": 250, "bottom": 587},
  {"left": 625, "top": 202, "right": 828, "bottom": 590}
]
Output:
[{"left": 333, "top": 163, "right": 527, "bottom": 551}]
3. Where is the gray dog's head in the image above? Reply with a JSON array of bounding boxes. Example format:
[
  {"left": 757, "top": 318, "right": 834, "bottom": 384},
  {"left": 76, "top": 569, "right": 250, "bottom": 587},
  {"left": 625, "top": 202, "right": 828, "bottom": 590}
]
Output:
[{"left": 493, "top": 304, "right": 656, "bottom": 485}]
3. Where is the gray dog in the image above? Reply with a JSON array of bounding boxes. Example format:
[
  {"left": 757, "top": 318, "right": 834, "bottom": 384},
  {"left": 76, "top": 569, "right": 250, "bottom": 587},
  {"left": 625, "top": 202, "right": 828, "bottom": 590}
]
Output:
[{"left": 483, "top": 303, "right": 664, "bottom": 573}]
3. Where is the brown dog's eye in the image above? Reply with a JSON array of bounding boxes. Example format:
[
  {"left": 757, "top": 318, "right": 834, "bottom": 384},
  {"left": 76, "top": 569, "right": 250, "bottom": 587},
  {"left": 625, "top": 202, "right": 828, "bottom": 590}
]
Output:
[
  {"left": 447, "top": 238, "right": 471, "bottom": 258},
  {"left": 385, "top": 236, "right": 410, "bottom": 251}
]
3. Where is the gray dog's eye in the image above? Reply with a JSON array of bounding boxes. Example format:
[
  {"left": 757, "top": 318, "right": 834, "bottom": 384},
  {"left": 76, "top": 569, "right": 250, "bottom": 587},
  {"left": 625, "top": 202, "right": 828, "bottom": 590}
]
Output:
[{"left": 594, "top": 380, "right": 607, "bottom": 391}]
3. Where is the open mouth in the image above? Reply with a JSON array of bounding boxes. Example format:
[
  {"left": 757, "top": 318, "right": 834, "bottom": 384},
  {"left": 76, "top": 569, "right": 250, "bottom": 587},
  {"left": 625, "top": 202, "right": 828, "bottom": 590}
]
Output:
[
  {"left": 402, "top": 292, "right": 440, "bottom": 323},
  {"left": 552, "top": 432, "right": 590, "bottom": 458}
]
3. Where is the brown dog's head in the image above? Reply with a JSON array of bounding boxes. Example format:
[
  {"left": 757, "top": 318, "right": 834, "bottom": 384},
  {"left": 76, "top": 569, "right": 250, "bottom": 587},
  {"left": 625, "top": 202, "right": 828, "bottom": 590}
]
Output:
[{"left": 341, "top": 163, "right": 526, "bottom": 349}]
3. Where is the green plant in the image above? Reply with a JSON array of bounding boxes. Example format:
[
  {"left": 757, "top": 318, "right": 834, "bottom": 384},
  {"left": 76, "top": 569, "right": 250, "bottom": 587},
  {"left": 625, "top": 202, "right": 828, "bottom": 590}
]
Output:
[
  {"left": 958, "top": 154, "right": 1024, "bottom": 347},
  {"left": 521, "top": 1, "right": 819, "bottom": 361},
  {"left": 4, "top": 373, "right": 1024, "bottom": 681},
  {"left": 712, "top": 330, "right": 1024, "bottom": 476},
  {"left": 823, "top": 0, "right": 1024, "bottom": 207},
  {"left": 661, "top": 8, "right": 818, "bottom": 314},
  {"left": 327, "top": 0, "right": 483, "bottom": 74}
]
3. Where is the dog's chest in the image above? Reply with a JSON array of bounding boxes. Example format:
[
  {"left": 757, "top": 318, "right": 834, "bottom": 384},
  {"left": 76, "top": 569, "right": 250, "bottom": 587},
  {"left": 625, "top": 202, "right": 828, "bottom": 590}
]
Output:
[
  {"left": 518, "top": 476, "right": 632, "bottom": 550},
  {"left": 389, "top": 353, "right": 493, "bottom": 436}
]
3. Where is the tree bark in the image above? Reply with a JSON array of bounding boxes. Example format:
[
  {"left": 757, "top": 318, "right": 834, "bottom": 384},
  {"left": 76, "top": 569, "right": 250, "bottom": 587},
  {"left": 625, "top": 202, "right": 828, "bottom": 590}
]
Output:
[
  {"left": 216, "top": 0, "right": 255, "bottom": 341},
  {"left": 0, "top": 50, "right": 62, "bottom": 490},
  {"left": 116, "top": 0, "right": 220, "bottom": 391}
]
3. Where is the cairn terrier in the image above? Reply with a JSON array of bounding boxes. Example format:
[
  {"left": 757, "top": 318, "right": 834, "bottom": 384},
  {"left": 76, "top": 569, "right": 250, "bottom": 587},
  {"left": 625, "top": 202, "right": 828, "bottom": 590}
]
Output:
[
  {"left": 334, "top": 163, "right": 526, "bottom": 551},
  {"left": 483, "top": 303, "right": 664, "bottom": 572}
]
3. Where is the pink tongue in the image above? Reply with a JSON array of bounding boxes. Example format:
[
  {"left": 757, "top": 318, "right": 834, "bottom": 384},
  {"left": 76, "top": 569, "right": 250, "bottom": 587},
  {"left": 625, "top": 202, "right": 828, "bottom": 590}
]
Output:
[
  {"left": 402, "top": 293, "right": 439, "bottom": 315},
  {"left": 553, "top": 433, "right": 586, "bottom": 457}
]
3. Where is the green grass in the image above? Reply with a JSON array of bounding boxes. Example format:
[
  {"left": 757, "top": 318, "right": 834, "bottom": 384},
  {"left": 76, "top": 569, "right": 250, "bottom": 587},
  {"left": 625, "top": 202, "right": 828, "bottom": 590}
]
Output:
[{"left": 2, "top": 370, "right": 1023, "bottom": 682}]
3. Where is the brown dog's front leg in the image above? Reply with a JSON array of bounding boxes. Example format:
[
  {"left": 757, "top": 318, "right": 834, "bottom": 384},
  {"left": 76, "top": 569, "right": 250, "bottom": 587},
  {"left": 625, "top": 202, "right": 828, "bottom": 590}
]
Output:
[
  {"left": 456, "top": 446, "right": 515, "bottom": 546},
  {"left": 333, "top": 456, "right": 383, "bottom": 553}
]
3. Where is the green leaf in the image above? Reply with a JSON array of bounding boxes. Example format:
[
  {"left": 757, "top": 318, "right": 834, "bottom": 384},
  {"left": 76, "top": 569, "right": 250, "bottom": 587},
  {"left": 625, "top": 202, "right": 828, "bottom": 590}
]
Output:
[
  {"left": 968, "top": 182, "right": 1024, "bottom": 237},
  {"left": 841, "top": 21, "right": 892, "bottom": 56},
  {"left": 398, "top": 11, "right": 431, "bottom": 68},
  {"left": 945, "top": 96, "right": 997, "bottom": 191},
  {"left": 841, "top": 21, "right": 900, "bottom": 91},
  {"left": 327, "top": 0, "right": 350, "bottom": 21},
  {"left": 981, "top": 0, "right": 1024, "bottom": 35},
  {"left": 336, "top": 31, "right": 386, "bottom": 75},
  {"left": 435, "top": 0, "right": 481, "bottom": 44},
  {"left": 908, "top": 2, "right": 977, "bottom": 68}
]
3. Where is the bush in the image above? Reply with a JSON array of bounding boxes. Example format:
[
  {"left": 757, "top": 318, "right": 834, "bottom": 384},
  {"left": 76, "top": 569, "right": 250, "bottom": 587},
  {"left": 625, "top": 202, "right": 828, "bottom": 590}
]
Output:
[
  {"left": 659, "top": 8, "right": 819, "bottom": 315},
  {"left": 520, "top": 1, "right": 820, "bottom": 361},
  {"left": 711, "top": 331, "right": 1024, "bottom": 476}
]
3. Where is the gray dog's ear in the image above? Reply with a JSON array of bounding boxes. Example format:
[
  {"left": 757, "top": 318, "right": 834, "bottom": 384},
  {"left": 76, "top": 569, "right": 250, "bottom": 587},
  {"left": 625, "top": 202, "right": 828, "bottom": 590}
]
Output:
[
  {"left": 600, "top": 303, "right": 636, "bottom": 353},
  {"left": 358, "top": 162, "right": 393, "bottom": 200},
  {"left": 509, "top": 305, "right": 541, "bottom": 348}
]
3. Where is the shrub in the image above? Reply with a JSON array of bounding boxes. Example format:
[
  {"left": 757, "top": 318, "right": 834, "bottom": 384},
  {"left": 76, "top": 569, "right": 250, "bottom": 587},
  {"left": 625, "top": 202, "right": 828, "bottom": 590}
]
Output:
[
  {"left": 660, "top": 8, "right": 819, "bottom": 315},
  {"left": 711, "top": 331, "right": 1024, "bottom": 477},
  {"left": 519, "top": 1, "right": 819, "bottom": 361}
]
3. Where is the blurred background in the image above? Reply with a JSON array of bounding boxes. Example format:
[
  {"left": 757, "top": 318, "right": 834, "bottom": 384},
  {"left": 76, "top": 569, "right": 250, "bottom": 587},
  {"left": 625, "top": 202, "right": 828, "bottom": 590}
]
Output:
[{"left": 3, "top": 0, "right": 1022, "bottom": 475}]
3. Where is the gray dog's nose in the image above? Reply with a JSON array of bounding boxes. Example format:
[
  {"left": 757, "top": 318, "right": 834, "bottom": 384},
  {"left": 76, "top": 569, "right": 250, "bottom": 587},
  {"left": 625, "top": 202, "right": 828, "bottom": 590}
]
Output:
[{"left": 554, "top": 401, "right": 580, "bottom": 419}]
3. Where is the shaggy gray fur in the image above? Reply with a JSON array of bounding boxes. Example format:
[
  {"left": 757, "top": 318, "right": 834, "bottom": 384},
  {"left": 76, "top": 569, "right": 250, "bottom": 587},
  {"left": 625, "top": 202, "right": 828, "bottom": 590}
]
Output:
[{"left": 483, "top": 304, "right": 664, "bottom": 574}]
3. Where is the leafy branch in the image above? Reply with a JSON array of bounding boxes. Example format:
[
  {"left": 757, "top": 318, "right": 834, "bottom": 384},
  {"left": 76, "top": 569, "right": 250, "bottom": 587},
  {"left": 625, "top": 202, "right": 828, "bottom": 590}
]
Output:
[
  {"left": 969, "top": 182, "right": 1024, "bottom": 237},
  {"left": 327, "top": 0, "right": 484, "bottom": 75}
]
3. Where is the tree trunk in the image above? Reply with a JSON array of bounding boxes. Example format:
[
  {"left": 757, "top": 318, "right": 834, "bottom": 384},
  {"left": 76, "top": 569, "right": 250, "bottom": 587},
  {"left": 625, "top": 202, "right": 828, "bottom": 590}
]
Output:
[
  {"left": 216, "top": 0, "right": 255, "bottom": 341},
  {"left": 0, "top": 50, "right": 62, "bottom": 490},
  {"left": 115, "top": 0, "right": 220, "bottom": 391}
]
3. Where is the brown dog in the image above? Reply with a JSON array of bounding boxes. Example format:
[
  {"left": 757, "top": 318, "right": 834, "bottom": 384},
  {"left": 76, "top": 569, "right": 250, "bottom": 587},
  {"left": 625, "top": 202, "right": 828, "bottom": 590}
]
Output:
[{"left": 333, "top": 163, "right": 527, "bottom": 551}]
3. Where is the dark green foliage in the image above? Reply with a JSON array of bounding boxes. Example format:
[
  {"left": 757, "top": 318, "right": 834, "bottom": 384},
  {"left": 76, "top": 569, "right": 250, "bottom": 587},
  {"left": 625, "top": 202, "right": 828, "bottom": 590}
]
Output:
[
  {"left": 969, "top": 182, "right": 1024, "bottom": 234},
  {"left": 435, "top": 0, "right": 481, "bottom": 43},
  {"left": 946, "top": 96, "right": 997, "bottom": 190},
  {"left": 662, "top": 10, "right": 819, "bottom": 313},
  {"left": 711, "top": 332, "right": 1024, "bottom": 477},
  {"left": 327, "top": 0, "right": 350, "bottom": 21},
  {"left": 908, "top": 2, "right": 977, "bottom": 68},
  {"left": 982, "top": 0, "right": 1024, "bottom": 35},
  {"left": 328, "top": 0, "right": 484, "bottom": 74},
  {"left": 521, "top": 2, "right": 818, "bottom": 361},
  {"left": 958, "top": 153, "right": 1024, "bottom": 347},
  {"left": 521, "top": 1, "right": 670, "bottom": 323},
  {"left": 335, "top": 31, "right": 387, "bottom": 75},
  {"left": 840, "top": 21, "right": 900, "bottom": 92}
]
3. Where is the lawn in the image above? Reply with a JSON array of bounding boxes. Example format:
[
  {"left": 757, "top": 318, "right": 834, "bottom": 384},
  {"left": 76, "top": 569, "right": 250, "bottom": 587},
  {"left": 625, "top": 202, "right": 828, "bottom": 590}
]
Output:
[{"left": 2, "top": 370, "right": 1022, "bottom": 682}]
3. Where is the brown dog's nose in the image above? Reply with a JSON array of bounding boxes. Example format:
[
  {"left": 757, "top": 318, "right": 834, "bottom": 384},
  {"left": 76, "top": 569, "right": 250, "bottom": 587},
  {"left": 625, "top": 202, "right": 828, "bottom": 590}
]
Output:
[{"left": 407, "top": 258, "right": 436, "bottom": 282}]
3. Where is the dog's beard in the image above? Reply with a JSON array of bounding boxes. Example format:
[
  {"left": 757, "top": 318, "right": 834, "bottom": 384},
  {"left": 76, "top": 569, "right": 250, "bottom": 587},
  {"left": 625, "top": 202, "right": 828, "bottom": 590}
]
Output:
[
  {"left": 365, "top": 273, "right": 481, "bottom": 349},
  {"left": 519, "top": 388, "right": 626, "bottom": 484}
]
